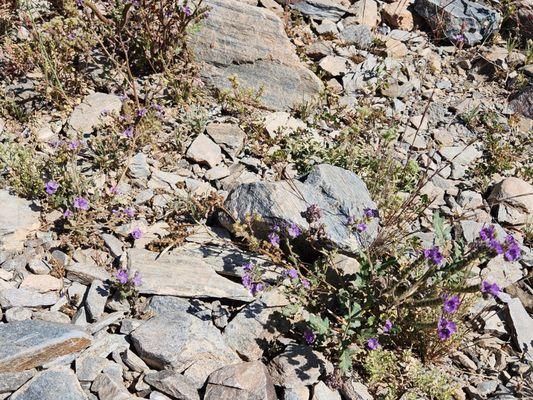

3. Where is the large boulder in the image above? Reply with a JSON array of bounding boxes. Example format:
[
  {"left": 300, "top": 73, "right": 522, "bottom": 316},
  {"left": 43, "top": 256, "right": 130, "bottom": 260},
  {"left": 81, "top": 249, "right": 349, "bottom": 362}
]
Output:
[
  {"left": 222, "top": 164, "right": 378, "bottom": 254},
  {"left": 191, "top": 0, "right": 323, "bottom": 110},
  {"left": 278, "top": 0, "right": 349, "bottom": 21},
  {"left": 414, "top": 0, "right": 501, "bottom": 46}
]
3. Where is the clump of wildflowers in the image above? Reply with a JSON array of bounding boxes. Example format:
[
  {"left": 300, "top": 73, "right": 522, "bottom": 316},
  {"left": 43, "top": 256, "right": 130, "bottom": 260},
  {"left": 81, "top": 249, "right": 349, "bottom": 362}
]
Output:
[
  {"left": 478, "top": 225, "right": 521, "bottom": 261},
  {"left": 383, "top": 319, "right": 393, "bottom": 333},
  {"left": 73, "top": 197, "right": 89, "bottom": 211},
  {"left": 437, "top": 317, "right": 457, "bottom": 341},
  {"left": 113, "top": 269, "right": 142, "bottom": 300},
  {"left": 304, "top": 204, "right": 322, "bottom": 223},
  {"left": 481, "top": 280, "right": 500, "bottom": 297},
  {"left": 45, "top": 180, "right": 59, "bottom": 195},
  {"left": 442, "top": 294, "right": 460, "bottom": 314},
  {"left": 423, "top": 246, "right": 444, "bottom": 265},
  {"left": 367, "top": 338, "right": 380, "bottom": 350},
  {"left": 241, "top": 262, "right": 265, "bottom": 296},
  {"left": 287, "top": 223, "right": 302, "bottom": 238}
]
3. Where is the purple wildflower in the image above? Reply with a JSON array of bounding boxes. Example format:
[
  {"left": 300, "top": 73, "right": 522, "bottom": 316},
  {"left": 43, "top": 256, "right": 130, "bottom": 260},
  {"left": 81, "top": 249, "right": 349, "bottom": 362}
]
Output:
[
  {"left": 442, "top": 294, "right": 461, "bottom": 314},
  {"left": 131, "top": 228, "right": 143, "bottom": 240},
  {"left": 242, "top": 274, "right": 252, "bottom": 289},
  {"left": 301, "top": 278, "right": 311, "bottom": 289},
  {"left": 251, "top": 282, "right": 264, "bottom": 295},
  {"left": 45, "top": 180, "right": 59, "bottom": 195},
  {"left": 182, "top": 5, "right": 192, "bottom": 16},
  {"left": 437, "top": 317, "right": 457, "bottom": 341},
  {"left": 132, "top": 272, "right": 142, "bottom": 286},
  {"left": 481, "top": 281, "right": 500, "bottom": 297},
  {"left": 304, "top": 204, "right": 322, "bottom": 223},
  {"left": 356, "top": 223, "right": 367, "bottom": 232},
  {"left": 68, "top": 140, "right": 80, "bottom": 150},
  {"left": 67, "top": 32, "right": 76, "bottom": 40},
  {"left": 243, "top": 262, "right": 253, "bottom": 272},
  {"left": 123, "top": 207, "right": 135, "bottom": 218},
  {"left": 136, "top": 108, "right": 147, "bottom": 117},
  {"left": 63, "top": 209, "right": 74, "bottom": 218},
  {"left": 287, "top": 269, "right": 298, "bottom": 279},
  {"left": 366, "top": 338, "right": 380, "bottom": 350},
  {"left": 489, "top": 239, "right": 504, "bottom": 255},
  {"left": 73, "top": 197, "right": 89, "bottom": 211},
  {"left": 304, "top": 329, "right": 316, "bottom": 344},
  {"left": 287, "top": 223, "right": 302, "bottom": 238},
  {"left": 268, "top": 232, "right": 280, "bottom": 247},
  {"left": 116, "top": 269, "right": 129, "bottom": 285},
  {"left": 123, "top": 126, "right": 134, "bottom": 138},
  {"left": 383, "top": 319, "right": 393, "bottom": 333},
  {"left": 423, "top": 246, "right": 444, "bottom": 265},
  {"left": 504, "top": 244, "right": 521, "bottom": 262},
  {"left": 363, "top": 208, "right": 379, "bottom": 218},
  {"left": 479, "top": 225, "right": 495, "bottom": 241},
  {"left": 346, "top": 215, "right": 356, "bottom": 225}
]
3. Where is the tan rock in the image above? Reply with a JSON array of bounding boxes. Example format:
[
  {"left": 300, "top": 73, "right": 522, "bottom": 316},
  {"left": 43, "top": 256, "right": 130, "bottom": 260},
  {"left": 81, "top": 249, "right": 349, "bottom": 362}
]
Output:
[
  {"left": 0, "top": 191, "right": 40, "bottom": 252},
  {"left": 20, "top": 275, "right": 63, "bottom": 293},
  {"left": 349, "top": 0, "right": 379, "bottom": 28},
  {"left": 382, "top": 1, "right": 414, "bottom": 31},
  {"left": 488, "top": 177, "right": 533, "bottom": 226},
  {"left": 384, "top": 37, "right": 408, "bottom": 58}
]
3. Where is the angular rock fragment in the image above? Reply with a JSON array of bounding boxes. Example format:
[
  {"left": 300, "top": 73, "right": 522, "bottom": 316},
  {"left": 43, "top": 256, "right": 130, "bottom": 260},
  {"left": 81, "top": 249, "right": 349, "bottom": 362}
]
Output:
[
  {"left": 144, "top": 370, "right": 200, "bottom": 400},
  {"left": 10, "top": 368, "right": 87, "bottom": 400},
  {"left": 0, "top": 287, "right": 58, "bottom": 309},
  {"left": 66, "top": 92, "right": 122, "bottom": 135},
  {"left": 285, "top": 0, "right": 349, "bottom": 20},
  {"left": 488, "top": 177, "right": 533, "bottom": 226},
  {"left": 0, "top": 320, "right": 91, "bottom": 372},
  {"left": 0, "top": 190, "right": 40, "bottom": 252}
]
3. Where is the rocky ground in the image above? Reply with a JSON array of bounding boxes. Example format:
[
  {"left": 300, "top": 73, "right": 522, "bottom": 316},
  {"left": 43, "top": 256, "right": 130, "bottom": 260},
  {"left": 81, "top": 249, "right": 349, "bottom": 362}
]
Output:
[{"left": 0, "top": 0, "right": 532, "bottom": 399}]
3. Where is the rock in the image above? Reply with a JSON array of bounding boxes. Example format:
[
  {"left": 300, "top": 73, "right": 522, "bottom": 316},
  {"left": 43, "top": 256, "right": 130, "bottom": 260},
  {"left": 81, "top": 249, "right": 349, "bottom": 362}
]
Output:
[
  {"left": 191, "top": 0, "right": 323, "bottom": 110},
  {"left": 224, "top": 290, "right": 288, "bottom": 360},
  {"left": 0, "top": 370, "right": 35, "bottom": 394},
  {"left": 285, "top": 0, "right": 349, "bottom": 20},
  {"left": 476, "top": 380, "right": 498, "bottom": 397},
  {"left": 0, "top": 190, "right": 40, "bottom": 252},
  {"left": 10, "top": 368, "right": 87, "bottom": 400},
  {"left": 383, "top": 37, "right": 408, "bottom": 58},
  {"left": 457, "top": 190, "right": 483, "bottom": 209},
  {"left": 75, "top": 355, "right": 108, "bottom": 382},
  {"left": 349, "top": 0, "right": 379, "bottom": 27},
  {"left": 5, "top": 307, "right": 33, "bottom": 322},
  {"left": 66, "top": 262, "right": 111, "bottom": 285},
  {"left": 504, "top": 297, "right": 533, "bottom": 361},
  {"left": 516, "top": 0, "right": 533, "bottom": 39},
  {"left": 131, "top": 313, "right": 240, "bottom": 386},
  {"left": 144, "top": 370, "right": 200, "bottom": 400},
  {"left": 19, "top": 274, "right": 62, "bottom": 293},
  {"left": 101, "top": 233, "right": 124, "bottom": 258},
  {"left": 0, "top": 320, "right": 91, "bottom": 372},
  {"left": 316, "top": 19, "right": 339, "bottom": 36},
  {"left": 481, "top": 255, "right": 523, "bottom": 290},
  {"left": 128, "top": 248, "right": 252, "bottom": 301},
  {"left": 129, "top": 153, "right": 151, "bottom": 179},
  {"left": 414, "top": 0, "right": 501, "bottom": 46},
  {"left": 284, "top": 386, "right": 311, "bottom": 400},
  {"left": 382, "top": 2, "right": 414, "bottom": 31},
  {"left": 263, "top": 112, "right": 307, "bottom": 138},
  {"left": 312, "top": 381, "right": 342, "bottom": 400},
  {"left": 488, "top": 177, "right": 533, "bottom": 226},
  {"left": 339, "top": 24, "right": 373, "bottom": 49},
  {"left": 85, "top": 280, "right": 109, "bottom": 322},
  {"left": 186, "top": 134, "right": 223, "bottom": 168},
  {"left": 509, "top": 84, "right": 533, "bottom": 119},
  {"left": 204, "top": 361, "right": 277, "bottom": 400},
  {"left": 222, "top": 164, "right": 378, "bottom": 254},
  {"left": 268, "top": 344, "right": 331, "bottom": 388},
  {"left": 319, "top": 56, "right": 348, "bottom": 77},
  {"left": 67, "top": 92, "right": 122, "bottom": 135},
  {"left": 341, "top": 380, "right": 374, "bottom": 400},
  {"left": 205, "top": 123, "right": 246, "bottom": 157},
  {"left": 91, "top": 372, "right": 130, "bottom": 400},
  {"left": 147, "top": 295, "right": 211, "bottom": 320},
  {"left": 0, "top": 287, "right": 58, "bottom": 309}
]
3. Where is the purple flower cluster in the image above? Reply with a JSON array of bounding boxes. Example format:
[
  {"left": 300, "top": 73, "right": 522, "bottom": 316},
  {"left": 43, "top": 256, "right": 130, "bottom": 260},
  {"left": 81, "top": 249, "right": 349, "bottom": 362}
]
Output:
[
  {"left": 363, "top": 208, "right": 379, "bottom": 218},
  {"left": 123, "top": 126, "right": 134, "bottom": 138},
  {"left": 304, "top": 329, "right": 316, "bottom": 344},
  {"left": 268, "top": 232, "right": 280, "bottom": 247},
  {"left": 73, "top": 197, "right": 89, "bottom": 211},
  {"left": 45, "top": 180, "right": 59, "bottom": 195},
  {"left": 241, "top": 262, "right": 264, "bottom": 295},
  {"left": 366, "top": 338, "right": 380, "bottom": 350},
  {"left": 383, "top": 319, "right": 393, "bottom": 333},
  {"left": 481, "top": 280, "right": 500, "bottom": 297},
  {"left": 136, "top": 108, "right": 148, "bottom": 118},
  {"left": 116, "top": 269, "right": 142, "bottom": 286},
  {"left": 131, "top": 228, "right": 143, "bottom": 240},
  {"left": 478, "top": 225, "right": 521, "bottom": 262},
  {"left": 286, "top": 268, "right": 298, "bottom": 279},
  {"left": 423, "top": 246, "right": 444, "bottom": 265},
  {"left": 287, "top": 223, "right": 302, "bottom": 238},
  {"left": 442, "top": 294, "right": 460, "bottom": 314},
  {"left": 304, "top": 204, "right": 322, "bottom": 223},
  {"left": 437, "top": 317, "right": 457, "bottom": 341}
]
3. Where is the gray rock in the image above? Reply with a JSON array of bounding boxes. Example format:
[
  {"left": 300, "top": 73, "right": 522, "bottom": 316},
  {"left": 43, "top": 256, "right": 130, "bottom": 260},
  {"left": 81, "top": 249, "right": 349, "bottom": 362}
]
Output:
[
  {"left": 339, "top": 24, "right": 373, "bottom": 49},
  {"left": 414, "top": 0, "right": 501, "bottom": 46},
  {"left": 285, "top": 0, "right": 348, "bottom": 20},
  {"left": 0, "top": 190, "right": 40, "bottom": 252},
  {"left": 91, "top": 372, "right": 130, "bottom": 400},
  {"left": 504, "top": 297, "right": 533, "bottom": 362},
  {"left": 10, "top": 368, "right": 87, "bottom": 400},
  {"left": 481, "top": 255, "right": 523, "bottom": 289},
  {"left": 131, "top": 313, "right": 240, "bottom": 386},
  {"left": 121, "top": 349, "right": 149, "bottom": 373},
  {"left": 268, "top": 344, "right": 332, "bottom": 388},
  {"left": 186, "top": 134, "right": 223, "bottom": 168},
  {"left": 85, "top": 279, "right": 109, "bottom": 321},
  {"left": 5, "top": 307, "right": 33, "bottom": 322},
  {"left": 284, "top": 386, "right": 310, "bottom": 400},
  {"left": 488, "top": 177, "right": 533, "bottom": 226},
  {"left": 341, "top": 380, "right": 374, "bottom": 400},
  {"left": 129, "top": 153, "right": 151, "bottom": 179},
  {"left": 66, "top": 262, "right": 111, "bottom": 285},
  {"left": 76, "top": 355, "right": 108, "bottom": 382},
  {"left": 127, "top": 248, "right": 253, "bottom": 301},
  {"left": 205, "top": 123, "right": 246, "bottom": 157},
  {"left": 509, "top": 84, "right": 533, "bottom": 119},
  {"left": 191, "top": 0, "right": 323, "bottom": 110},
  {"left": 0, "top": 320, "right": 91, "bottom": 372},
  {"left": 0, "top": 287, "right": 58, "bottom": 309},
  {"left": 312, "top": 381, "right": 342, "bottom": 400},
  {"left": 204, "top": 361, "right": 277, "bottom": 400},
  {"left": 148, "top": 296, "right": 211, "bottom": 321},
  {"left": 144, "top": 370, "right": 200, "bottom": 400},
  {"left": 101, "top": 233, "right": 124, "bottom": 258},
  {"left": 0, "top": 370, "right": 35, "bottom": 394},
  {"left": 222, "top": 164, "right": 378, "bottom": 254},
  {"left": 67, "top": 92, "right": 122, "bottom": 135}
]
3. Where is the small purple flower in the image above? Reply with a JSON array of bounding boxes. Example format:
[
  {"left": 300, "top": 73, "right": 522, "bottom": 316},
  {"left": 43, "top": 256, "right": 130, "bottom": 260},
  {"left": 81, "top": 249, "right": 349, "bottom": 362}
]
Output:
[
  {"left": 304, "top": 204, "right": 322, "bottom": 223},
  {"left": 123, "top": 207, "right": 135, "bottom": 218},
  {"left": 363, "top": 208, "right": 379, "bottom": 218},
  {"left": 423, "top": 246, "right": 444, "bottom": 265},
  {"left": 132, "top": 271, "right": 142, "bottom": 286},
  {"left": 45, "top": 180, "right": 59, "bottom": 195},
  {"left": 479, "top": 225, "right": 495, "bottom": 241},
  {"left": 286, "top": 268, "right": 298, "bottom": 279},
  {"left": 182, "top": 5, "right": 192, "bottom": 16},
  {"left": 442, "top": 294, "right": 461, "bottom": 314},
  {"left": 63, "top": 209, "right": 73, "bottom": 218},
  {"left": 116, "top": 269, "right": 129, "bottom": 285},
  {"left": 131, "top": 228, "right": 143, "bottom": 240},
  {"left": 75, "top": 0, "right": 83, "bottom": 6},
  {"left": 437, "top": 317, "right": 457, "bottom": 341},
  {"left": 304, "top": 329, "right": 316, "bottom": 344},
  {"left": 489, "top": 239, "right": 504, "bottom": 255},
  {"left": 268, "top": 232, "right": 280, "bottom": 247},
  {"left": 366, "top": 338, "right": 380, "bottom": 350},
  {"left": 251, "top": 282, "right": 264, "bottom": 295},
  {"left": 68, "top": 140, "right": 80, "bottom": 150},
  {"left": 242, "top": 274, "right": 252, "bottom": 289},
  {"left": 346, "top": 215, "right": 356, "bottom": 225},
  {"left": 504, "top": 244, "right": 521, "bottom": 262},
  {"left": 481, "top": 281, "right": 500, "bottom": 297},
  {"left": 136, "top": 108, "right": 148, "bottom": 117},
  {"left": 67, "top": 32, "right": 76, "bottom": 40},
  {"left": 287, "top": 223, "right": 302, "bottom": 238},
  {"left": 356, "top": 223, "right": 367, "bottom": 232},
  {"left": 301, "top": 278, "right": 311, "bottom": 289},
  {"left": 73, "top": 197, "right": 89, "bottom": 211},
  {"left": 123, "top": 126, "right": 134, "bottom": 138},
  {"left": 243, "top": 262, "right": 253, "bottom": 272},
  {"left": 383, "top": 319, "right": 393, "bottom": 333},
  {"left": 119, "top": 93, "right": 128, "bottom": 101}
]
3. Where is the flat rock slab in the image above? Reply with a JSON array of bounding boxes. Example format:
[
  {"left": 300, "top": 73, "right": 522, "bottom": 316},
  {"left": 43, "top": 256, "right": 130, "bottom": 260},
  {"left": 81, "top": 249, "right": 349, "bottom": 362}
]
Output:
[
  {"left": 0, "top": 287, "right": 58, "bottom": 309},
  {"left": 10, "top": 368, "right": 87, "bottom": 400},
  {"left": 191, "top": 0, "right": 323, "bottom": 110},
  {"left": 127, "top": 248, "right": 253, "bottom": 301},
  {"left": 66, "top": 92, "right": 122, "bottom": 135},
  {"left": 131, "top": 313, "right": 240, "bottom": 386},
  {"left": 0, "top": 190, "right": 40, "bottom": 252},
  {"left": 0, "top": 320, "right": 91, "bottom": 372},
  {"left": 222, "top": 164, "right": 378, "bottom": 254}
]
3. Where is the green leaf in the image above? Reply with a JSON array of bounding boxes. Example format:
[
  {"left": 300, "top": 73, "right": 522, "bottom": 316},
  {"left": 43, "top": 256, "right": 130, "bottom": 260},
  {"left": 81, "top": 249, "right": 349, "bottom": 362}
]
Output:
[
  {"left": 308, "top": 314, "right": 330, "bottom": 335},
  {"left": 339, "top": 348, "right": 356, "bottom": 374},
  {"left": 433, "top": 212, "right": 451, "bottom": 246}
]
